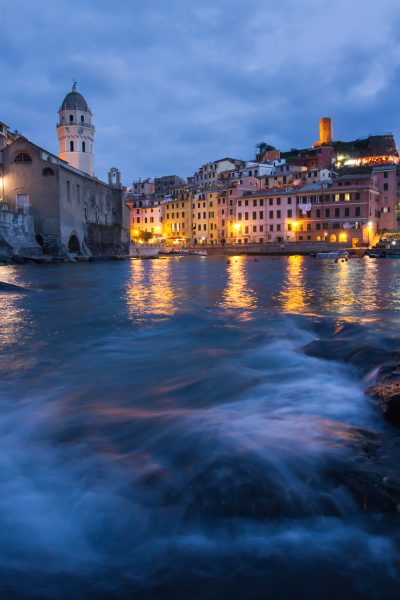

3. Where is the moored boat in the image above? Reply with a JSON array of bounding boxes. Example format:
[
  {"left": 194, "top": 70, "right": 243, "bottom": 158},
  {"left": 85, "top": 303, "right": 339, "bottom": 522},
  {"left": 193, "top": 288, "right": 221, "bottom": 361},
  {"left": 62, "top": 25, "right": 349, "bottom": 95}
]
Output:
[{"left": 314, "top": 251, "right": 349, "bottom": 260}]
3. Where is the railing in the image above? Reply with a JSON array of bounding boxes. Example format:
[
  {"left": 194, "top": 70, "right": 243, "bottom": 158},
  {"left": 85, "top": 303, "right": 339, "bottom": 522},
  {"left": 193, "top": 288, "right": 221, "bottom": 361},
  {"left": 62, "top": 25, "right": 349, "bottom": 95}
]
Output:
[
  {"left": 56, "top": 121, "right": 94, "bottom": 129},
  {"left": 0, "top": 201, "right": 32, "bottom": 215}
]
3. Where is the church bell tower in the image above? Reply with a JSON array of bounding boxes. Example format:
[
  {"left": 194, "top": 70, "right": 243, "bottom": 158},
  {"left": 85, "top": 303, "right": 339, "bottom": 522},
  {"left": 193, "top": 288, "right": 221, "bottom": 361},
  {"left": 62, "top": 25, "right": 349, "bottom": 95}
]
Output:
[{"left": 57, "top": 82, "right": 95, "bottom": 176}]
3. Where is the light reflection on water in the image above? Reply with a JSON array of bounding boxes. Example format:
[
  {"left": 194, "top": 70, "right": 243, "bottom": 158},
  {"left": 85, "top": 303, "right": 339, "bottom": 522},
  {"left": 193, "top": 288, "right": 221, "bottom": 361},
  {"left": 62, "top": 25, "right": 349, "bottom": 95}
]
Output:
[
  {"left": 280, "top": 255, "right": 311, "bottom": 313},
  {"left": 126, "top": 258, "right": 177, "bottom": 319},
  {"left": 221, "top": 255, "right": 257, "bottom": 314}
]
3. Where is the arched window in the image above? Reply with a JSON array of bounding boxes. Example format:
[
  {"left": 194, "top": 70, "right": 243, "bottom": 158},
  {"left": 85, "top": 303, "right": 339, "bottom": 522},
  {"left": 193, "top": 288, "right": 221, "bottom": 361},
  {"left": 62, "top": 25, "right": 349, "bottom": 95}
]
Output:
[
  {"left": 69, "top": 114, "right": 73, "bottom": 123},
  {"left": 14, "top": 153, "right": 32, "bottom": 163},
  {"left": 84, "top": 204, "right": 88, "bottom": 221},
  {"left": 82, "top": 141, "right": 86, "bottom": 153},
  {"left": 81, "top": 115, "right": 84, "bottom": 123},
  {"left": 42, "top": 167, "right": 54, "bottom": 176},
  {"left": 70, "top": 141, "right": 74, "bottom": 152}
]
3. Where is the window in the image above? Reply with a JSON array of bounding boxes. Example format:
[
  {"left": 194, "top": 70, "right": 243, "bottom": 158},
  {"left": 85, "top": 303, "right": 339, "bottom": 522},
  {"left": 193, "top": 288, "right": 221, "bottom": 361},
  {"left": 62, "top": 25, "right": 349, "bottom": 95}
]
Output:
[
  {"left": 344, "top": 193, "right": 350, "bottom": 201},
  {"left": 14, "top": 152, "right": 32, "bottom": 163},
  {"left": 384, "top": 183, "right": 389, "bottom": 191},
  {"left": 316, "top": 209, "right": 321, "bottom": 218},
  {"left": 82, "top": 141, "right": 86, "bottom": 153},
  {"left": 269, "top": 211, "right": 273, "bottom": 219},
  {"left": 84, "top": 204, "right": 88, "bottom": 220},
  {"left": 260, "top": 211, "right": 264, "bottom": 219},
  {"left": 277, "top": 210, "right": 281, "bottom": 218},
  {"left": 245, "top": 212, "right": 249, "bottom": 220},
  {"left": 325, "top": 208, "right": 330, "bottom": 217},
  {"left": 16, "top": 193, "right": 29, "bottom": 208},
  {"left": 355, "top": 207, "right": 361, "bottom": 217},
  {"left": 253, "top": 212, "right": 257, "bottom": 220},
  {"left": 70, "top": 141, "right": 74, "bottom": 152},
  {"left": 335, "top": 208, "right": 340, "bottom": 217},
  {"left": 81, "top": 115, "right": 84, "bottom": 123},
  {"left": 344, "top": 207, "right": 350, "bottom": 217},
  {"left": 69, "top": 114, "right": 73, "bottom": 123},
  {"left": 42, "top": 167, "right": 54, "bottom": 176}
]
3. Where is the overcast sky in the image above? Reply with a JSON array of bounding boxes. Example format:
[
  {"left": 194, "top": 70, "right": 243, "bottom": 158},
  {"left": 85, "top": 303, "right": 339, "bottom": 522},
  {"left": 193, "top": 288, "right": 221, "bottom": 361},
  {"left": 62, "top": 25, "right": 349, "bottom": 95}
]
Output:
[{"left": 2, "top": 0, "right": 400, "bottom": 183}]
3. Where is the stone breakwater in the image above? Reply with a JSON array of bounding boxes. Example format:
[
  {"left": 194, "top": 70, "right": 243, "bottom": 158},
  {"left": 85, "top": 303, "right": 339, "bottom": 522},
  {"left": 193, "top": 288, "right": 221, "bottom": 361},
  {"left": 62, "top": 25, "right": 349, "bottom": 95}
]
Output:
[{"left": 0, "top": 253, "right": 130, "bottom": 265}]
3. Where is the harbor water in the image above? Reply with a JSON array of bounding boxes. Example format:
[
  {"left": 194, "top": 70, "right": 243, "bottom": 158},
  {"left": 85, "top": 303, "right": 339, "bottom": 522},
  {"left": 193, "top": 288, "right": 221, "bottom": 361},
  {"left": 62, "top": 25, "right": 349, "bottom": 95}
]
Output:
[{"left": 0, "top": 255, "right": 400, "bottom": 599}]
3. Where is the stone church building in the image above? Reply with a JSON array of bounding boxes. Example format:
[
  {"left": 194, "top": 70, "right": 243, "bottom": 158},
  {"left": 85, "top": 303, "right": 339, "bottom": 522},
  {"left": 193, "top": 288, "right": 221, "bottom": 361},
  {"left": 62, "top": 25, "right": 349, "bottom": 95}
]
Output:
[{"left": 0, "top": 84, "right": 129, "bottom": 256}]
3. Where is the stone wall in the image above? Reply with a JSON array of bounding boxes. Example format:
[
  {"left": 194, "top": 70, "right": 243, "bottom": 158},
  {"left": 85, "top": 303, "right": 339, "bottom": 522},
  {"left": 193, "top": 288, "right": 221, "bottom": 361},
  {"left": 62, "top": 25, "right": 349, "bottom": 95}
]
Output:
[
  {"left": 197, "top": 242, "right": 351, "bottom": 255},
  {"left": 85, "top": 223, "right": 129, "bottom": 255},
  {"left": 0, "top": 207, "right": 42, "bottom": 256}
]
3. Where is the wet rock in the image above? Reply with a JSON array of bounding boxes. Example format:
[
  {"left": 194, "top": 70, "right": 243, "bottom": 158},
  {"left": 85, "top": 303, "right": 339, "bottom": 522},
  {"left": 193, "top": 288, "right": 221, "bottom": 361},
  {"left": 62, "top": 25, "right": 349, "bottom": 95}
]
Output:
[
  {"left": 342, "top": 468, "right": 400, "bottom": 513},
  {"left": 11, "top": 255, "right": 26, "bottom": 264},
  {"left": 0, "top": 281, "right": 28, "bottom": 293},
  {"left": 366, "top": 380, "right": 400, "bottom": 425}
]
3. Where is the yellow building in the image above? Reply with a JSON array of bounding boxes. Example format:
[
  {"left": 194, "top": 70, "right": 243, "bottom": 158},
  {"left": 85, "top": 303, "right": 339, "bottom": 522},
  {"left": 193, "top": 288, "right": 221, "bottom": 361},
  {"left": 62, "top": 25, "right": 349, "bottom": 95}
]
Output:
[
  {"left": 162, "top": 197, "right": 192, "bottom": 243},
  {"left": 191, "top": 190, "right": 219, "bottom": 244}
]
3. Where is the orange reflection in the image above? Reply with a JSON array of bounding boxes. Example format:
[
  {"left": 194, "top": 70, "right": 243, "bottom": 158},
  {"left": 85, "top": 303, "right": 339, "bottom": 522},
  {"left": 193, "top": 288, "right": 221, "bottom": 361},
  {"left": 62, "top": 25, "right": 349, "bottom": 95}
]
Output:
[
  {"left": 0, "top": 266, "right": 26, "bottom": 349},
  {"left": 280, "top": 255, "right": 309, "bottom": 313},
  {"left": 329, "top": 260, "right": 357, "bottom": 314},
  {"left": 125, "top": 258, "right": 177, "bottom": 318},
  {"left": 221, "top": 256, "right": 256, "bottom": 314},
  {"left": 360, "top": 258, "right": 380, "bottom": 313}
]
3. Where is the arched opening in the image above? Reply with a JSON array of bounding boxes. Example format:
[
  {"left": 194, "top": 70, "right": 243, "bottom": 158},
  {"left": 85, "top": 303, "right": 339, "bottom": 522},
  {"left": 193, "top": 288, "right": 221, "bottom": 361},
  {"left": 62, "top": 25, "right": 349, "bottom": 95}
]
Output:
[
  {"left": 70, "top": 141, "right": 74, "bottom": 152},
  {"left": 36, "top": 234, "right": 44, "bottom": 247},
  {"left": 330, "top": 234, "right": 337, "bottom": 243},
  {"left": 42, "top": 167, "right": 54, "bottom": 176},
  {"left": 82, "top": 141, "right": 86, "bottom": 153},
  {"left": 68, "top": 234, "right": 80, "bottom": 254},
  {"left": 69, "top": 114, "right": 73, "bottom": 123},
  {"left": 80, "top": 115, "right": 84, "bottom": 123},
  {"left": 14, "top": 152, "right": 32, "bottom": 164}
]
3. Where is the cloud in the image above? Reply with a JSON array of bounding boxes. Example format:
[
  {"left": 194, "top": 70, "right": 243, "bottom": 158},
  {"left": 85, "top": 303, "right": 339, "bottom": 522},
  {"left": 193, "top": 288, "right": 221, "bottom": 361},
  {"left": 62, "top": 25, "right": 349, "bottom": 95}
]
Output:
[{"left": 1, "top": 0, "right": 400, "bottom": 182}]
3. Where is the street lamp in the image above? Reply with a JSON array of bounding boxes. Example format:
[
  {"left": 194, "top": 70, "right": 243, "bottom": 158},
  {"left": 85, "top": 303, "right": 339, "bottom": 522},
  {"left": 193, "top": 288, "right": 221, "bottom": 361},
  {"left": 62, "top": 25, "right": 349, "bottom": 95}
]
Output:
[
  {"left": 368, "top": 221, "right": 373, "bottom": 247},
  {"left": 233, "top": 222, "right": 241, "bottom": 244}
]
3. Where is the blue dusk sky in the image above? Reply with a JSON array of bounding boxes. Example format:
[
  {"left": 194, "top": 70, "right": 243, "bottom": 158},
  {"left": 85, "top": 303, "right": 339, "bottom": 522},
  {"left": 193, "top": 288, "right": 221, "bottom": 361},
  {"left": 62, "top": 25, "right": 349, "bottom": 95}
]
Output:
[{"left": 1, "top": 0, "right": 400, "bottom": 183}]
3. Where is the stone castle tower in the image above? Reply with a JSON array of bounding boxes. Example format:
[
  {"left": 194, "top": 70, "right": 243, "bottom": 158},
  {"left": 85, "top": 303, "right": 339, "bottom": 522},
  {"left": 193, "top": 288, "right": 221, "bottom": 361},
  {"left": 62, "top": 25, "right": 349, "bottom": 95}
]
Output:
[{"left": 56, "top": 82, "right": 95, "bottom": 176}]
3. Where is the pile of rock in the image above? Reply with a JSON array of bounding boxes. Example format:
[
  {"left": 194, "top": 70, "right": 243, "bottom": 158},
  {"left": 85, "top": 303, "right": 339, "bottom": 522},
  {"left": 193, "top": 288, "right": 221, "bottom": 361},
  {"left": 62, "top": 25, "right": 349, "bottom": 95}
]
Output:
[{"left": 366, "top": 359, "right": 400, "bottom": 426}]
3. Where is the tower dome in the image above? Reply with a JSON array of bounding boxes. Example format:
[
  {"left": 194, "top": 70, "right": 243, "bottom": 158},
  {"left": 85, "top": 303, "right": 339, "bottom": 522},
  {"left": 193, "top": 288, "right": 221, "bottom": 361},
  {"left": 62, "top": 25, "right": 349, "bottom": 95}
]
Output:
[
  {"left": 57, "top": 82, "right": 95, "bottom": 177},
  {"left": 60, "top": 83, "right": 89, "bottom": 112}
]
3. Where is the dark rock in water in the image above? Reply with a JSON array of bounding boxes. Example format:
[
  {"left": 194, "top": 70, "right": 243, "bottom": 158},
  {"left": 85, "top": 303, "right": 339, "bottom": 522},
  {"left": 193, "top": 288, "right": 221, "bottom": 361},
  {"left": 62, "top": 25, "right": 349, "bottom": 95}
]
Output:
[
  {"left": 0, "top": 252, "right": 11, "bottom": 264},
  {"left": 0, "top": 281, "right": 28, "bottom": 293},
  {"left": 366, "top": 380, "right": 400, "bottom": 425},
  {"left": 11, "top": 255, "right": 26, "bottom": 264}
]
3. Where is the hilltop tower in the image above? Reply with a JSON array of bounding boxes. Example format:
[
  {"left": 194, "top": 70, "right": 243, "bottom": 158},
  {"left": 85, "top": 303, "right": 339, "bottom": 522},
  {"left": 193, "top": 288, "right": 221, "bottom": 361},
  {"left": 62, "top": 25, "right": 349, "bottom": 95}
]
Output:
[
  {"left": 57, "top": 82, "right": 95, "bottom": 176},
  {"left": 319, "top": 117, "right": 333, "bottom": 146}
]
